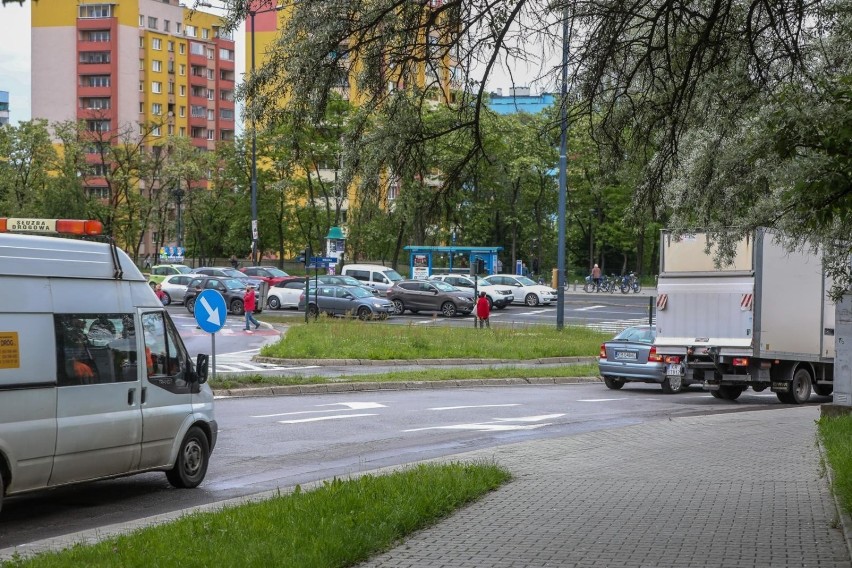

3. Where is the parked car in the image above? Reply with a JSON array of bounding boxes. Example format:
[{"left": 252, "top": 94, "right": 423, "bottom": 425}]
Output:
[
  {"left": 192, "top": 266, "right": 268, "bottom": 303},
  {"left": 308, "top": 274, "right": 379, "bottom": 295},
  {"left": 339, "top": 263, "right": 404, "bottom": 296},
  {"left": 298, "top": 284, "right": 395, "bottom": 320},
  {"left": 598, "top": 325, "right": 688, "bottom": 393},
  {"left": 482, "top": 274, "right": 557, "bottom": 306},
  {"left": 386, "top": 279, "right": 475, "bottom": 317},
  {"left": 267, "top": 277, "right": 307, "bottom": 309},
  {"left": 157, "top": 274, "right": 194, "bottom": 305},
  {"left": 147, "top": 264, "right": 192, "bottom": 288},
  {"left": 184, "top": 276, "right": 252, "bottom": 316},
  {"left": 239, "top": 265, "right": 290, "bottom": 286},
  {"left": 429, "top": 274, "right": 514, "bottom": 309}
]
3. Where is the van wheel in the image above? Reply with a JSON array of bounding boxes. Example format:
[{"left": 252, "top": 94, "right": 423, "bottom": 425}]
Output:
[
  {"left": 392, "top": 299, "right": 405, "bottom": 315},
  {"left": 525, "top": 293, "right": 539, "bottom": 306},
  {"left": 441, "top": 302, "right": 457, "bottom": 317},
  {"left": 166, "top": 427, "right": 210, "bottom": 489},
  {"left": 268, "top": 296, "right": 281, "bottom": 310},
  {"left": 186, "top": 297, "right": 196, "bottom": 314},
  {"left": 231, "top": 299, "right": 245, "bottom": 315}
]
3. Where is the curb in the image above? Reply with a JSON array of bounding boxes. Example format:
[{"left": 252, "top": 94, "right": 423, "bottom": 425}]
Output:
[
  {"left": 214, "top": 376, "right": 602, "bottom": 398},
  {"left": 816, "top": 430, "right": 852, "bottom": 561},
  {"left": 252, "top": 356, "right": 597, "bottom": 366}
]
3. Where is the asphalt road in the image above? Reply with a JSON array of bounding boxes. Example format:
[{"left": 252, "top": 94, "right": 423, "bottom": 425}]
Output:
[{"left": 0, "top": 382, "right": 828, "bottom": 549}]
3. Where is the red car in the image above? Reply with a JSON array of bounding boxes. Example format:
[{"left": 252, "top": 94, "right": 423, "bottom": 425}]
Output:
[{"left": 239, "top": 265, "right": 291, "bottom": 286}]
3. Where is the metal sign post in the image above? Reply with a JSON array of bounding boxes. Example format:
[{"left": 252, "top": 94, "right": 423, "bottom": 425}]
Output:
[{"left": 193, "top": 289, "right": 227, "bottom": 380}]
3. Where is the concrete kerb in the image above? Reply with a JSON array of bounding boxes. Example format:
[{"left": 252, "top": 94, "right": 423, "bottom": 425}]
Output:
[
  {"left": 251, "top": 356, "right": 596, "bottom": 367},
  {"left": 816, "top": 434, "right": 852, "bottom": 561}
]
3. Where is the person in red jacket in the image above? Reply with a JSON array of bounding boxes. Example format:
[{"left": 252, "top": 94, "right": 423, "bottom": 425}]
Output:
[
  {"left": 475, "top": 291, "right": 491, "bottom": 329},
  {"left": 244, "top": 285, "right": 261, "bottom": 331}
]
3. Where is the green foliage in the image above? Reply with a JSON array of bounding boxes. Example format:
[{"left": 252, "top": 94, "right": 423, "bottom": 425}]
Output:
[
  {"left": 5, "top": 462, "right": 511, "bottom": 568},
  {"left": 818, "top": 415, "right": 852, "bottom": 517}
]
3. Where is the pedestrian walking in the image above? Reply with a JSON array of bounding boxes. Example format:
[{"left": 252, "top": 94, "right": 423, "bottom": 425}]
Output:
[
  {"left": 143, "top": 254, "right": 151, "bottom": 270},
  {"left": 230, "top": 255, "right": 239, "bottom": 269},
  {"left": 244, "top": 285, "right": 261, "bottom": 332},
  {"left": 591, "top": 263, "right": 602, "bottom": 291},
  {"left": 496, "top": 258, "right": 503, "bottom": 273},
  {"left": 475, "top": 291, "right": 490, "bottom": 329}
]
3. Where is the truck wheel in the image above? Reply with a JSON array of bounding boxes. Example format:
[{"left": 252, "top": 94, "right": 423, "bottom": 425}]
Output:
[
  {"left": 661, "top": 374, "right": 683, "bottom": 394},
  {"left": 717, "top": 385, "right": 745, "bottom": 400},
  {"left": 789, "top": 368, "right": 812, "bottom": 404},
  {"left": 814, "top": 384, "right": 833, "bottom": 397},
  {"left": 166, "top": 426, "right": 210, "bottom": 489},
  {"left": 525, "top": 293, "right": 539, "bottom": 306},
  {"left": 710, "top": 389, "right": 724, "bottom": 399},
  {"left": 604, "top": 377, "right": 625, "bottom": 390}
]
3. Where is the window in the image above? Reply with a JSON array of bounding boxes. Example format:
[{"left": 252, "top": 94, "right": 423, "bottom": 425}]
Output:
[
  {"left": 79, "top": 4, "right": 113, "bottom": 18},
  {"left": 152, "top": 81, "right": 162, "bottom": 93},
  {"left": 220, "top": 108, "right": 234, "bottom": 120},
  {"left": 141, "top": 312, "right": 189, "bottom": 393},
  {"left": 202, "top": 28, "right": 209, "bottom": 39},
  {"left": 206, "top": 48, "right": 214, "bottom": 60},
  {"left": 139, "top": 58, "right": 144, "bottom": 70},
  {"left": 167, "top": 60, "right": 174, "bottom": 73},
  {"left": 151, "top": 126, "right": 161, "bottom": 137},
  {"left": 139, "top": 36, "right": 144, "bottom": 48},
  {"left": 167, "top": 40, "right": 174, "bottom": 52},
  {"left": 148, "top": 17, "right": 158, "bottom": 30},
  {"left": 139, "top": 81, "right": 144, "bottom": 92},
  {"left": 152, "top": 37, "right": 162, "bottom": 50},
  {"left": 176, "top": 23, "right": 182, "bottom": 35},
  {"left": 79, "top": 51, "right": 111, "bottom": 64},
  {"left": 152, "top": 60, "right": 162, "bottom": 72},
  {"left": 81, "top": 97, "right": 110, "bottom": 109},
  {"left": 179, "top": 43, "right": 185, "bottom": 55},
  {"left": 87, "top": 119, "right": 110, "bottom": 132},
  {"left": 139, "top": 102, "right": 144, "bottom": 113},
  {"left": 168, "top": 81, "right": 174, "bottom": 94},
  {"left": 152, "top": 103, "right": 162, "bottom": 115},
  {"left": 179, "top": 127, "right": 186, "bottom": 136},
  {"left": 81, "top": 30, "right": 110, "bottom": 42},
  {"left": 86, "top": 186, "right": 109, "bottom": 199},
  {"left": 219, "top": 48, "right": 234, "bottom": 61},
  {"left": 90, "top": 163, "right": 109, "bottom": 176},
  {"left": 179, "top": 85, "right": 186, "bottom": 96},
  {"left": 207, "top": 68, "right": 214, "bottom": 80},
  {"left": 167, "top": 124, "right": 174, "bottom": 135},
  {"left": 139, "top": 14, "right": 145, "bottom": 27},
  {"left": 179, "top": 64, "right": 186, "bottom": 76},
  {"left": 82, "top": 75, "right": 111, "bottom": 87},
  {"left": 179, "top": 106, "right": 186, "bottom": 117},
  {"left": 164, "top": 20, "right": 170, "bottom": 33},
  {"left": 207, "top": 129, "right": 214, "bottom": 140},
  {"left": 185, "top": 25, "right": 196, "bottom": 38},
  {"left": 190, "top": 42, "right": 205, "bottom": 56},
  {"left": 207, "top": 109, "right": 214, "bottom": 120},
  {"left": 191, "top": 105, "right": 206, "bottom": 118}
]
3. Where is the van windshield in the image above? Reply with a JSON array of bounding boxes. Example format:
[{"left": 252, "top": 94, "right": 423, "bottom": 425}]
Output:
[{"left": 384, "top": 269, "right": 403, "bottom": 282}]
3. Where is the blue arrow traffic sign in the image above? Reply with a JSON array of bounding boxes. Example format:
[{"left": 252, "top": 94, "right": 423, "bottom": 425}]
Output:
[{"left": 194, "top": 289, "right": 227, "bottom": 333}]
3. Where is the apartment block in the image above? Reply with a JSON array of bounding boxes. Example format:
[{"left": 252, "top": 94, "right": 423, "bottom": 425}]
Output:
[
  {"left": 0, "top": 91, "right": 9, "bottom": 125},
  {"left": 32, "top": 0, "right": 235, "bottom": 150}
]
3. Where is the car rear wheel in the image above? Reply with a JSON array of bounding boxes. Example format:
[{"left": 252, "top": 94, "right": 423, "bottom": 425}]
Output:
[
  {"left": 166, "top": 426, "right": 210, "bottom": 489},
  {"left": 268, "top": 296, "right": 281, "bottom": 310},
  {"left": 230, "top": 299, "right": 244, "bottom": 315},
  {"left": 392, "top": 299, "right": 405, "bottom": 315},
  {"left": 661, "top": 374, "right": 684, "bottom": 394},
  {"left": 441, "top": 302, "right": 457, "bottom": 317},
  {"left": 186, "top": 297, "right": 196, "bottom": 314},
  {"left": 525, "top": 293, "right": 539, "bottom": 307},
  {"left": 357, "top": 306, "right": 372, "bottom": 321},
  {"left": 308, "top": 304, "right": 320, "bottom": 318},
  {"left": 604, "top": 377, "right": 625, "bottom": 390}
]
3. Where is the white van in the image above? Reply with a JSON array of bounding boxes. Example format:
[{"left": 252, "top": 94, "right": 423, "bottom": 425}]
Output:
[
  {"left": 0, "top": 218, "right": 216, "bottom": 515},
  {"left": 339, "top": 263, "right": 404, "bottom": 296}
]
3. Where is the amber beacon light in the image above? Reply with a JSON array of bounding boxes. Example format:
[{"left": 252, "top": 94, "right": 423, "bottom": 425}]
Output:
[{"left": 0, "top": 218, "right": 104, "bottom": 236}]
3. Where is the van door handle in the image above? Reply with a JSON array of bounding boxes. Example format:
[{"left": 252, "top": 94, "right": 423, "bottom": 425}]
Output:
[
  {"left": 127, "top": 388, "right": 136, "bottom": 406},
  {"left": 141, "top": 386, "right": 147, "bottom": 405}
]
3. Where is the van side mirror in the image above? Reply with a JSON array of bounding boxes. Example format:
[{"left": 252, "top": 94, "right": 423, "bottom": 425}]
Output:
[{"left": 195, "top": 354, "right": 209, "bottom": 384}]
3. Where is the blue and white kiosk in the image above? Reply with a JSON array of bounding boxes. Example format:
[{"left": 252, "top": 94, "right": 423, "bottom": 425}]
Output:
[{"left": 403, "top": 246, "right": 503, "bottom": 279}]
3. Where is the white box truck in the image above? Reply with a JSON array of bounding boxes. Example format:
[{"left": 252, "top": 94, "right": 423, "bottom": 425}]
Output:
[
  {"left": 0, "top": 218, "right": 216, "bottom": 515},
  {"left": 654, "top": 229, "right": 834, "bottom": 403}
]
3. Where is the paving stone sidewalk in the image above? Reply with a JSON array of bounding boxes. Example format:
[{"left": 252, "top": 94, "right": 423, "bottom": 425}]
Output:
[{"left": 360, "top": 406, "right": 851, "bottom": 568}]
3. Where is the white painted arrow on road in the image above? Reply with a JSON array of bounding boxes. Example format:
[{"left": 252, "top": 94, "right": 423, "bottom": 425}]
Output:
[{"left": 199, "top": 296, "right": 222, "bottom": 326}]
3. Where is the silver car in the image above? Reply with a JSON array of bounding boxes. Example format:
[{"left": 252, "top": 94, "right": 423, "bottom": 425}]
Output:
[
  {"left": 598, "top": 325, "right": 693, "bottom": 394},
  {"left": 157, "top": 274, "right": 194, "bottom": 305},
  {"left": 298, "top": 285, "right": 395, "bottom": 320}
]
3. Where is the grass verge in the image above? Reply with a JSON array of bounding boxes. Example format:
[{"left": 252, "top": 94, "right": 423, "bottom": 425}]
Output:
[
  {"left": 5, "top": 462, "right": 511, "bottom": 568},
  {"left": 260, "top": 319, "right": 609, "bottom": 360},
  {"left": 818, "top": 414, "right": 852, "bottom": 517},
  {"left": 210, "top": 363, "right": 600, "bottom": 390}
]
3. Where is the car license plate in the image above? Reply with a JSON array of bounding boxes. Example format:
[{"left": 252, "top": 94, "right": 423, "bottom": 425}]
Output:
[
  {"left": 614, "top": 351, "right": 636, "bottom": 360},
  {"left": 667, "top": 363, "right": 683, "bottom": 376}
]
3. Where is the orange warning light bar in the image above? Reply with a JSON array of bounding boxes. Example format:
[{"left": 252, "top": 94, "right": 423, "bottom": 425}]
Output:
[{"left": 0, "top": 218, "right": 103, "bottom": 236}]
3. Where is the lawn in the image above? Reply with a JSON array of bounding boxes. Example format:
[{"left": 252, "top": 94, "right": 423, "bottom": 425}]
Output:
[
  {"left": 818, "top": 414, "right": 852, "bottom": 517},
  {"left": 5, "top": 462, "right": 510, "bottom": 568}
]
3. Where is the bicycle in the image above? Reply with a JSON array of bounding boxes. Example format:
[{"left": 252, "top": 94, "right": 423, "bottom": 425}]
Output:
[{"left": 583, "top": 275, "right": 597, "bottom": 293}]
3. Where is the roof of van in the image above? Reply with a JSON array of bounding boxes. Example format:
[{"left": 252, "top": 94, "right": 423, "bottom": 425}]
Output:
[
  {"left": 0, "top": 233, "right": 145, "bottom": 281},
  {"left": 341, "top": 264, "right": 399, "bottom": 270}
]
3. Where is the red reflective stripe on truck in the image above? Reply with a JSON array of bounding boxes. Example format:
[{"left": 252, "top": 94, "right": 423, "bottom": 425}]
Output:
[
  {"left": 656, "top": 294, "right": 668, "bottom": 310},
  {"left": 740, "top": 293, "right": 753, "bottom": 311}
]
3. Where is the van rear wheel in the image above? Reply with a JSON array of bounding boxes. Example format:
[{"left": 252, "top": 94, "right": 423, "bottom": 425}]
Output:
[{"left": 166, "top": 426, "right": 210, "bottom": 489}]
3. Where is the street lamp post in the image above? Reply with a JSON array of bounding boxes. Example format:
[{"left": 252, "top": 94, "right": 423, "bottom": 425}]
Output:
[
  {"left": 555, "top": 6, "right": 569, "bottom": 329},
  {"left": 248, "top": 3, "right": 285, "bottom": 266}
]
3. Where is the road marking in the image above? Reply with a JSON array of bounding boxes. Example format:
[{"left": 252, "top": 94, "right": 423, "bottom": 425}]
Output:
[
  {"left": 517, "top": 309, "right": 549, "bottom": 315},
  {"left": 493, "top": 413, "right": 564, "bottom": 422},
  {"left": 404, "top": 423, "right": 552, "bottom": 432},
  {"left": 428, "top": 404, "right": 521, "bottom": 411},
  {"left": 577, "top": 398, "right": 629, "bottom": 402},
  {"left": 575, "top": 305, "right": 606, "bottom": 311},
  {"left": 585, "top": 317, "right": 655, "bottom": 333},
  {"left": 316, "top": 402, "right": 388, "bottom": 410},
  {"left": 278, "top": 413, "right": 378, "bottom": 424},
  {"left": 254, "top": 409, "right": 344, "bottom": 418}
]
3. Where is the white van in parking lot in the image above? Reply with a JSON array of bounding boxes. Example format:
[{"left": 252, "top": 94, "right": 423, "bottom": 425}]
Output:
[
  {"left": 339, "top": 263, "right": 404, "bottom": 296},
  {"left": 0, "top": 218, "right": 216, "bottom": 515}
]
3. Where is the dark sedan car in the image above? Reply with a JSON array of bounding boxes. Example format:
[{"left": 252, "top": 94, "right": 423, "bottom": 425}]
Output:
[
  {"left": 598, "top": 325, "right": 693, "bottom": 394},
  {"left": 386, "top": 280, "right": 474, "bottom": 317},
  {"left": 298, "top": 284, "right": 395, "bottom": 320},
  {"left": 184, "top": 276, "right": 255, "bottom": 316}
]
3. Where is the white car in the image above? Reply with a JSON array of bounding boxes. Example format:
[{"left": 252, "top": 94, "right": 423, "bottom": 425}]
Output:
[
  {"left": 266, "top": 278, "right": 307, "bottom": 310},
  {"left": 158, "top": 274, "right": 194, "bottom": 305},
  {"left": 429, "top": 274, "right": 514, "bottom": 309},
  {"left": 482, "top": 274, "right": 558, "bottom": 306}
]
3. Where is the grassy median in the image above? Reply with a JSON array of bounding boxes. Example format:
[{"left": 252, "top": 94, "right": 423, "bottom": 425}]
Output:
[
  {"left": 4, "top": 462, "right": 511, "bottom": 568},
  {"left": 818, "top": 414, "right": 852, "bottom": 517},
  {"left": 259, "top": 318, "right": 609, "bottom": 360}
]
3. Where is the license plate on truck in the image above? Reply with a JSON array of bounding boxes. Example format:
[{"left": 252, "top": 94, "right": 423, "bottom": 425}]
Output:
[{"left": 667, "top": 363, "right": 683, "bottom": 376}]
